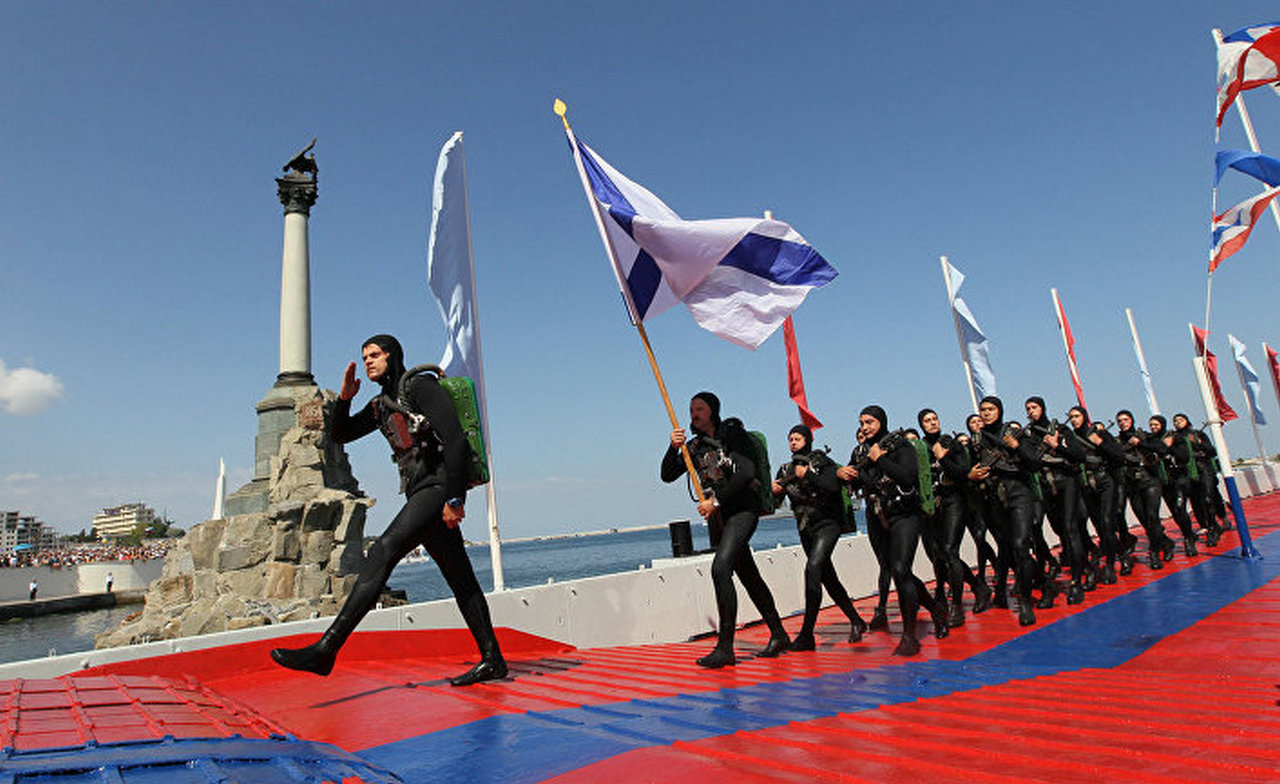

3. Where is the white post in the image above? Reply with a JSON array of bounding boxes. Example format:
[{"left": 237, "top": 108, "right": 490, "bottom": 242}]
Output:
[
  {"left": 940, "top": 256, "right": 979, "bottom": 413},
  {"left": 212, "top": 458, "right": 226, "bottom": 520},
  {"left": 1189, "top": 324, "right": 1259, "bottom": 557},
  {"left": 455, "top": 136, "right": 505, "bottom": 593},
  {"left": 1126, "top": 307, "right": 1160, "bottom": 416}
]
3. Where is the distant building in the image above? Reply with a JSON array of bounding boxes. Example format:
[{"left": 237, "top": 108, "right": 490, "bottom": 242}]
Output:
[
  {"left": 1, "top": 510, "right": 47, "bottom": 554},
  {"left": 92, "top": 503, "right": 157, "bottom": 541}
]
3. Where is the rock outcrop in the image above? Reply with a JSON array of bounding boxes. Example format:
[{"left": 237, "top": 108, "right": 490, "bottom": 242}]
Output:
[{"left": 97, "top": 386, "right": 372, "bottom": 648}]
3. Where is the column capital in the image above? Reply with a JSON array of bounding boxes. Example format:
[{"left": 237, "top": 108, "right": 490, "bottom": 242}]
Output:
[{"left": 277, "top": 171, "right": 318, "bottom": 216}]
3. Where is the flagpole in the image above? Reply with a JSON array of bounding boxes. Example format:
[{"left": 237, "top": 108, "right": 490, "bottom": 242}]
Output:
[
  {"left": 1050, "top": 288, "right": 1085, "bottom": 409},
  {"left": 1189, "top": 323, "right": 1258, "bottom": 558},
  {"left": 940, "top": 256, "right": 979, "bottom": 413},
  {"left": 1213, "top": 28, "right": 1280, "bottom": 234},
  {"left": 1126, "top": 307, "right": 1160, "bottom": 416},
  {"left": 449, "top": 132, "right": 506, "bottom": 592},
  {"left": 556, "top": 100, "right": 705, "bottom": 500},
  {"left": 1229, "top": 334, "right": 1269, "bottom": 466}
]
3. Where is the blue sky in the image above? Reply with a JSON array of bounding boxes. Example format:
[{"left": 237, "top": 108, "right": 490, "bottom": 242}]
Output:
[{"left": 5, "top": 1, "right": 1280, "bottom": 540}]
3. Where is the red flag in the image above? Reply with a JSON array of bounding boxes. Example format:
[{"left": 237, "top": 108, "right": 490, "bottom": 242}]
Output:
[
  {"left": 1051, "top": 289, "right": 1086, "bottom": 409},
  {"left": 1192, "top": 326, "right": 1239, "bottom": 422},
  {"left": 783, "top": 316, "right": 822, "bottom": 430},
  {"left": 1266, "top": 343, "right": 1280, "bottom": 401}
]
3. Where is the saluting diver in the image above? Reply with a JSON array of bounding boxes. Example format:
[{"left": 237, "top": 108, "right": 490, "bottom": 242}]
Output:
[{"left": 271, "top": 335, "right": 506, "bottom": 686}]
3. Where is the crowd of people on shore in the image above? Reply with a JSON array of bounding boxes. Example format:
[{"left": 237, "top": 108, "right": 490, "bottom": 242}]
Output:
[
  {"left": 1, "top": 542, "right": 171, "bottom": 569},
  {"left": 663, "top": 391, "right": 1233, "bottom": 665}
]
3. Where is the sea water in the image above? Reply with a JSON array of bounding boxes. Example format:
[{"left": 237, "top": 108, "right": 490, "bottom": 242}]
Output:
[{"left": 2, "top": 514, "right": 865, "bottom": 664}]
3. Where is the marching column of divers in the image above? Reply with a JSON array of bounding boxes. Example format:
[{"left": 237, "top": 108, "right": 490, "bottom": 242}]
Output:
[
  {"left": 772, "top": 425, "right": 868, "bottom": 649},
  {"left": 660, "top": 396, "right": 1233, "bottom": 668},
  {"left": 917, "top": 409, "right": 992, "bottom": 626},
  {"left": 662, "top": 392, "right": 790, "bottom": 669}
]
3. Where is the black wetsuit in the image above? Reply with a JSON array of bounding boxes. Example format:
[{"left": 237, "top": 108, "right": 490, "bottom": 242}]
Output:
[
  {"left": 775, "top": 447, "right": 865, "bottom": 645},
  {"left": 1117, "top": 424, "right": 1176, "bottom": 568},
  {"left": 922, "top": 430, "right": 986, "bottom": 620},
  {"left": 1155, "top": 424, "right": 1200, "bottom": 553},
  {"left": 849, "top": 432, "right": 944, "bottom": 650},
  {"left": 325, "top": 372, "right": 501, "bottom": 670},
  {"left": 271, "top": 344, "right": 503, "bottom": 683},
  {"left": 971, "top": 418, "right": 1040, "bottom": 624},
  {"left": 1024, "top": 414, "right": 1089, "bottom": 600},
  {"left": 662, "top": 421, "right": 786, "bottom": 658},
  {"left": 1181, "top": 425, "right": 1226, "bottom": 544},
  {"left": 1071, "top": 421, "right": 1124, "bottom": 579}
]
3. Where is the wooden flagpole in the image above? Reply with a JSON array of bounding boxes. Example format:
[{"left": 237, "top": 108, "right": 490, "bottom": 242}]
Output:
[{"left": 555, "top": 99, "right": 705, "bottom": 500}]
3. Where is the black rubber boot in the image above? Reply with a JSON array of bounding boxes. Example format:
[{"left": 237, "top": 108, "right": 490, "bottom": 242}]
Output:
[
  {"left": 847, "top": 615, "right": 868, "bottom": 643},
  {"left": 1066, "top": 583, "right": 1084, "bottom": 605},
  {"left": 1184, "top": 538, "right": 1198, "bottom": 557},
  {"left": 1035, "top": 581, "right": 1059, "bottom": 610},
  {"left": 893, "top": 635, "right": 921, "bottom": 656},
  {"left": 1017, "top": 599, "right": 1036, "bottom": 627},
  {"left": 451, "top": 656, "right": 508, "bottom": 687},
  {"left": 757, "top": 632, "right": 791, "bottom": 658},
  {"left": 790, "top": 632, "right": 817, "bottom": 652},
  {"left": 271, "top": 630, "right": 342, "bottom": 677},
  {"left": 868, "top": 606, "right": 889, "bottom": 631},
  {"left": 696, "top": 647, "right": 736, "bottom": 669},
  {"left": 972, "top": 583, "right": 993, "bottom": 614}
]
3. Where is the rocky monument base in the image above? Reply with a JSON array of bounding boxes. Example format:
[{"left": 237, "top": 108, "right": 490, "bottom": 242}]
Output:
[{"left": 97, "top": 385, "right": 372, "bottom": 648}]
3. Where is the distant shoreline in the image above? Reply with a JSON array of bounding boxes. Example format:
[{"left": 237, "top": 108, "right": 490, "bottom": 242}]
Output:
[{"left": 463, "top": 514, "right": 794, "bottom": 548}]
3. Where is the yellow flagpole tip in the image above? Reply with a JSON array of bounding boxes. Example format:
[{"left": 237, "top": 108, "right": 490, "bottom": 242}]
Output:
[{"left": 553, "top": 98, "right": 571, "bottom": 130}]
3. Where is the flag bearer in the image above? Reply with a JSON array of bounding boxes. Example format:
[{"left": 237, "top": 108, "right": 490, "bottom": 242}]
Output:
[{"left": 662, "top": 392, "right": 790, "bottom": 668}]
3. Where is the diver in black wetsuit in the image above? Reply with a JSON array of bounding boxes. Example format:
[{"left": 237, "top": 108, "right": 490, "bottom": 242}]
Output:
[
  {"left": 967, "top": 396, "right": 1039, "bottom": 626},
  {"left": 1116, "top": 410, "right": 1176, "bottom": 570},
  {"left": 1067, "top": 406, "right": 1123, "bottom": 584},
  {"left": 662, "top": 392, "right": 790, "bottom": 669},
  {"left": 838, "top": 405, "right": 947, "bottom": 656},
  {"left": 772, "top": 424, "right": 867, "bottom": 650},
  {"left": 271, "top": 335, "right": 506, "bottom": 686},
  {"left": 918, "top": 409, "right": 990, "bottom": 626},
  {"left": 1150, "top": 414, "right": 1199, "bottom": 558},
  {"left": 1023, "top": 396, "right": 1090, "bottom": 607},
  {"left": 962, "top": 414, "right": 1000, "bottom": 586},
  {"left": 1173, "top": 414, "right": 1225, "bottom": 548}
]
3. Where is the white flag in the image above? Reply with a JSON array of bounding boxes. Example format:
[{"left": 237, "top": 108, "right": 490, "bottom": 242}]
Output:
[{"left": 426, "top": 132, "right": 481, "bottom": 385}]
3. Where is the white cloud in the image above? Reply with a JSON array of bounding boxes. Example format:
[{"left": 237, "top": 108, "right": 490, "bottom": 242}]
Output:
[{"left": 0, "top": 359, "right": 64, "bottom": 416}]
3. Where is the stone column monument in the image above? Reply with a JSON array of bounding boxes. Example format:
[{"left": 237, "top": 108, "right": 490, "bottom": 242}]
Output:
[{"left": 98, "top": 142, "right": 373, "bottom": 648}]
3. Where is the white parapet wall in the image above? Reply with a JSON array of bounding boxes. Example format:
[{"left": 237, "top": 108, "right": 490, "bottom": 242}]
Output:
[
  {"left": 0, "top": 561, "right": 163, "bottom": 603},
  {"left": 1, "top": 465, "right": 1270, "bottom": 680}
]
